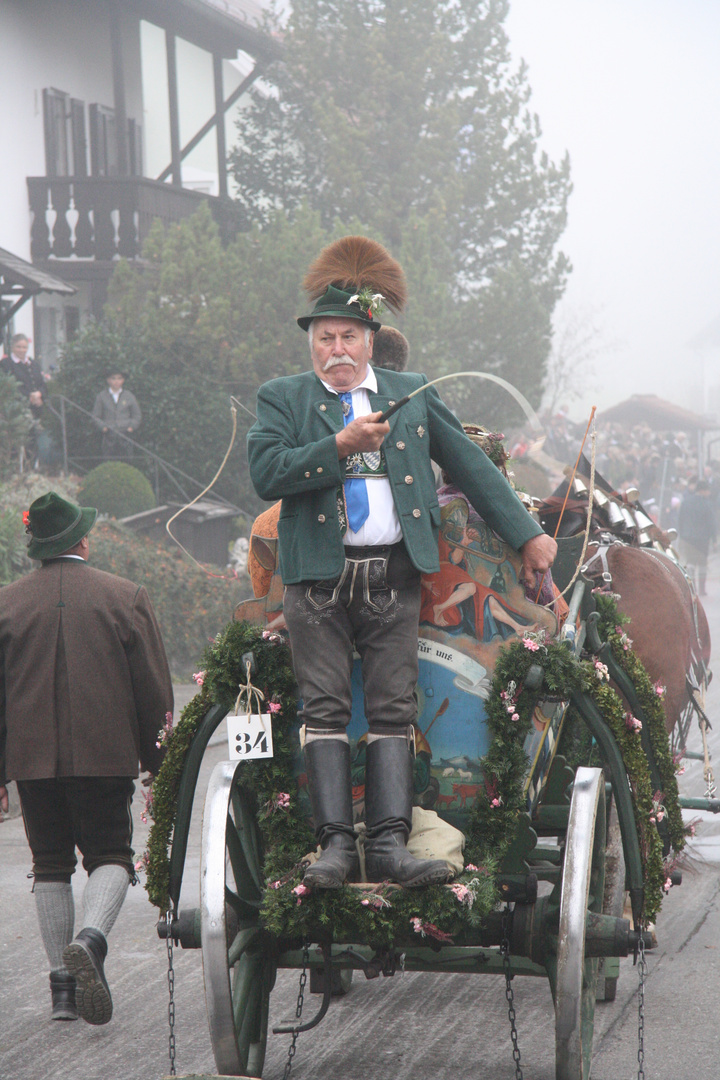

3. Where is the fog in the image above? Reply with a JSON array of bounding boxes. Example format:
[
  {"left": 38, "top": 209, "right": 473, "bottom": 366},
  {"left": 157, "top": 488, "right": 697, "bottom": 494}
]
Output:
[{"left": 505, "top": 0, "right": 720, "bottom": 421}]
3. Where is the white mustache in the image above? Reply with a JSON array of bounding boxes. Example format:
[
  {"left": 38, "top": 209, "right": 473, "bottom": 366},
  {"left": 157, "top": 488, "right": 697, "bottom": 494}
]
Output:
[{"left": 323, "top": 355, "right": 358, "bottom": 371}]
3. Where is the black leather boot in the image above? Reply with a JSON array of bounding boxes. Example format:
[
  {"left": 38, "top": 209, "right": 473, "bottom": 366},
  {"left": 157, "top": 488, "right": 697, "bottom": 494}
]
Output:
[
  {"left": 302, "top": 738, "right": 359, "bottom": 889},
  {"left": 50, "top": 971, "right": 77, "bottom": 1021},
  {"left": 62, "top": 928, "right": 112, "bottom": 1025},
  {"left": 364, "top": 735, "right": 452, "bottom": 887}
]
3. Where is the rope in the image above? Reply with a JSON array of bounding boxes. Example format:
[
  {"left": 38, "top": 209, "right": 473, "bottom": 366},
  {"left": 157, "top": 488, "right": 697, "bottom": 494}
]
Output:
[
  {"left": 165, "top": 402, "right": 238, "bottom": 578},
  {"left": 233, "top": 659, "right": 266, "bottom": 719}
]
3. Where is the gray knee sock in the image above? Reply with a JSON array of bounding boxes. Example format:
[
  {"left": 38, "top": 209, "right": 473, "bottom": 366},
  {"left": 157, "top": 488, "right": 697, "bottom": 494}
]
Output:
[
  {"left": 81, "top": 864, "right": 130, "bottom": 939},
  {"left": 35, "top": 882, "right": 75, "bottom": 974}
]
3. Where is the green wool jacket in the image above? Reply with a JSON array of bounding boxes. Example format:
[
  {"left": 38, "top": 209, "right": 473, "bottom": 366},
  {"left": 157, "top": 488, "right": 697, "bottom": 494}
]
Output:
[{"left": 247, "top": 368, "right": 542, "bottom": 584}]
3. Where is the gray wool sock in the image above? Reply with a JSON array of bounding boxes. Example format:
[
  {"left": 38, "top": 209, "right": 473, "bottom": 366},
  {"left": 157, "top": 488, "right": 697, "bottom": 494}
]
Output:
[
  {"left": 35, "top": 882, "right": 75, "bottom": 974},
  {"left": 81, "top": 864, "right": 130, "bottom": 939}
]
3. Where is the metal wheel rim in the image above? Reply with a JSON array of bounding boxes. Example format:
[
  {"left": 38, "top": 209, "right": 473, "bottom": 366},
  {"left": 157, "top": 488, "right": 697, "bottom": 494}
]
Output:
[
  {"left": 200, "top": 759, "right": 271, "bottom": 1077},
  {"left": 555, "top": 765, "right": 606, "bottom": 1080}
]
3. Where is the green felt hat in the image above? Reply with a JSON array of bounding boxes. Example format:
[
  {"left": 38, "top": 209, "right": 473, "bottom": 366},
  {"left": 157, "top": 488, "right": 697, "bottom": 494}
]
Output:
[
  {"left": 26, "top": 491, "right": 98, "bottom": 560},
  {"left": 297, "top": 285, "right": 382, "bottom": 332}
]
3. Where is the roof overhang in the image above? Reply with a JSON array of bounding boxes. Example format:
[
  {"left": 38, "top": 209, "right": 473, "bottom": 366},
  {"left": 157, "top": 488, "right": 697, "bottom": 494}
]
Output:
[
  {"left": 0, "top": 246, "right": 75, "bottom": 332},
  {"left": 129, "top": 0, "right": 282, "bottom": 61}
]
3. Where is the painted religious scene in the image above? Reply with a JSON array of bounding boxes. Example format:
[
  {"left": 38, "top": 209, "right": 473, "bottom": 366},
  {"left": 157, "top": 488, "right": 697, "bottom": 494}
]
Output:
[{"left": 236, "top": 487, "right": 566, "bottom": 833}]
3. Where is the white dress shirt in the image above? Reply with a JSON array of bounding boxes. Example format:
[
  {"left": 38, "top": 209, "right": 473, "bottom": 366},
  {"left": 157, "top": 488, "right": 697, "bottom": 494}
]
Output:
[{"left": 320, "top": 365, "right": 402, "bottom": 546}]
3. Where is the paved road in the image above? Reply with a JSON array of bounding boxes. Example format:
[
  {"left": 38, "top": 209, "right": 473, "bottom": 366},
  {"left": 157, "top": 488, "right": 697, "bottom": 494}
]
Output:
[{"left": 1, "top": 556, "right": 718, "bottom": 1080}]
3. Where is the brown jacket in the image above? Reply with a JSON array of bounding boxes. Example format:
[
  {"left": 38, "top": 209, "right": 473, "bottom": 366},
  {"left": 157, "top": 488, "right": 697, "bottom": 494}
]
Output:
[{"left": 0, "top": 558, "right": 173, "bottom": 784}]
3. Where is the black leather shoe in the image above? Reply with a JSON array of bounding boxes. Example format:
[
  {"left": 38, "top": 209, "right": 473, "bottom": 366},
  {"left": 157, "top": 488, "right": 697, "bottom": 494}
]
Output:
[
  {"left": 62, "top": 928, "right": 112, "bottom": 1025},
  {"left": 364, "top": 735, "right": 452, "bottom": 887},
  {"left": 302, "top": 738, "right": 359, "bottom": 889},
  {"left": 50, "top": 971, "right": 77, "bottom": 1021}
]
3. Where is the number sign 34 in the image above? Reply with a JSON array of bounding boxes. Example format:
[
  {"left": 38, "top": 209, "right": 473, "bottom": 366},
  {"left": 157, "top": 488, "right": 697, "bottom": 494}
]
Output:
[{"left": 226, "top": 712, "right": 274, "bottom": 760}]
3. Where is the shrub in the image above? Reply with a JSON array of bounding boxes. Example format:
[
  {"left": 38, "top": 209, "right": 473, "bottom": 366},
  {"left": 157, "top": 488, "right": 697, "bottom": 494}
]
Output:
[
  {"left": 0, "top": 373, "right": 33, "bottom": 480},
  {"left": 88, "top": 521, "right": 250, "bottom": 676},
  {"left": 78, "top": 462, "right": 156, "bottom": 519},
  {"left": 0, "top": 506, "right": 32, "bottom": 585}
]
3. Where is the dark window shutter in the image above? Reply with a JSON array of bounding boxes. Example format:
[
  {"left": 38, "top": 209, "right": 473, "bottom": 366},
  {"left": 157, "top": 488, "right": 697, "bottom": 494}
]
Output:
[{"left": 70, "top": 99, "right": 87, "bottom": 177}]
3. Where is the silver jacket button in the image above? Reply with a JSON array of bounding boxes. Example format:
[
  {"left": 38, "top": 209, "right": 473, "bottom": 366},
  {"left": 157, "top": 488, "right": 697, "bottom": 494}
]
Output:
[
  {"left": 317, "top": 514, "right": 326, "bottom": 523},
  {"left": 304, "top": 471, "right": 311, "bottom": 478},
  {"left": 317, "top": 466, "right": 323, "bottom": 473},
  {"left": 396, "top": 440, "right": 405, "bottom": 450},
  {"left": 412, "top": 508, "right": 421, "bottom": 518},
  {"left": 405, "top": 475, "right": 414, "bottom": 484},
  {"left": 319, "top": 403, "right": 327, "bottom": 411}
]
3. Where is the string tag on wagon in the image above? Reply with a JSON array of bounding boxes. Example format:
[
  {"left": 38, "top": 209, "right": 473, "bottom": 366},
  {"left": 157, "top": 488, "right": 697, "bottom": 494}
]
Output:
[{"left": 226, "top": 659, "right": 274, "bottom": 761}]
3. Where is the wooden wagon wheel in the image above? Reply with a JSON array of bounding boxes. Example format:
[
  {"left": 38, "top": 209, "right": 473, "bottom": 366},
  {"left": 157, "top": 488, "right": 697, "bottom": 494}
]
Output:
[
  {"left": 200, "top": 760, "right": 276, "bottom": 1078},
  {"left": 553, "top": 766, "right": 607, "bottom": 1080},
  {"left": 596, "top": 797, "right": 625, "bottom": 1002}
]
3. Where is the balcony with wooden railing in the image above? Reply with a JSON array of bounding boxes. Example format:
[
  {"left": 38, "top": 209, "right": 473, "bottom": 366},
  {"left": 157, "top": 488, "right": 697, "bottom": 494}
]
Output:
[{"left": 27, "top": 176, "right": 236, "bottom": 263}]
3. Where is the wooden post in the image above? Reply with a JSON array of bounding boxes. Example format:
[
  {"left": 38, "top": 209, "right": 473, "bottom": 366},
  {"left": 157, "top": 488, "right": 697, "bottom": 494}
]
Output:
[
  {"left": 109, "top": 0, "right": 129, "bottom": 175},
  {"left": 165, "top": 31, "right": 182, "bottom": 187},
  {"left": 213, "top": 53, "right": 228, "bottom": 199}
]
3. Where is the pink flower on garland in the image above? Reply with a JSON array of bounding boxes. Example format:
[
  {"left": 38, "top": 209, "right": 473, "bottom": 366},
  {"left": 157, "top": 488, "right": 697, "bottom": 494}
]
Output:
[
  {"left": 192, "top": 670, "right": 205, "bottom": 686},
  {"left": 491, "top": 797, "right": 502, "bottom": 808},
  {"left": 625, "top": 712, "right": 642, "bottom": 733},
  {"left": 451, "top": 883, "right": 470, "bottom": 904},
  {"left": 522, "top": 637, "right": 540, "bottom": 652},
  {"left": 156, "top": 711, "right": 175, "bottom": 748},
  {"left": 410, "top": 918, "right": 454, "bottom": 944},
  {"left": 268, "top": 701, "right": 282, "bottom": 713},
  {"left": 593, "top": 659, "right": 610, "bottom": 682},
  {"left": 292, "top": 882, "right": 311, "bottom": 905}
]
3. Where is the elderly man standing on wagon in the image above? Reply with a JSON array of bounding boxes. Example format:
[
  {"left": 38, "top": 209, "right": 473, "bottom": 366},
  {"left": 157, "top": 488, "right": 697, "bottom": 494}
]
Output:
[{"left": 247, "top": 238, "right": 556, "bottom": 890}]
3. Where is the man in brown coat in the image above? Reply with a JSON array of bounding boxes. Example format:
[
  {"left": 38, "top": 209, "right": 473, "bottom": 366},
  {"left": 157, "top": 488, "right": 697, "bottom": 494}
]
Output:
[{"left": 0, "top": 492, "right": 173, "bottom": 1025}]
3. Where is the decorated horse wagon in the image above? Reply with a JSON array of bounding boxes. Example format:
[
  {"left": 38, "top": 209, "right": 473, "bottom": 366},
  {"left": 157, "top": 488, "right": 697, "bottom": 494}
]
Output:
[{"left": 144, "top": 433, "right": 714, "bottom": 1080}]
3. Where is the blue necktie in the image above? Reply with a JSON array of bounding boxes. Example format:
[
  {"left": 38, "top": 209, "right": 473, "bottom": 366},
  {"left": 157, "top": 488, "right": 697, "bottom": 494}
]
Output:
[{"left": 338, "top": 391, "right": 370, "bottom": 533}]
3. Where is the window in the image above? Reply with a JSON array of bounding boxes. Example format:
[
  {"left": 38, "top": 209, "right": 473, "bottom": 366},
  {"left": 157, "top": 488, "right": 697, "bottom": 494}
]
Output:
[{"left": 64, "top": 306, "right": 81, "bottom": 342}]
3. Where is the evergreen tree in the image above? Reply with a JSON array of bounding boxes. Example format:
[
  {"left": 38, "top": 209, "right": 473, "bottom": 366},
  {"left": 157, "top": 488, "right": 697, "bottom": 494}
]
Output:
[{"left": 229, "top": 0, "right": 571, "bottom": 423}]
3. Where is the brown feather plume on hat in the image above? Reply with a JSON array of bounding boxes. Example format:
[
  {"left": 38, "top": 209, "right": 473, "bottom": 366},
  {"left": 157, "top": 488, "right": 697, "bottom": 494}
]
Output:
[{"left": 303, "top": 236, "right": 407, "bottom": 313}]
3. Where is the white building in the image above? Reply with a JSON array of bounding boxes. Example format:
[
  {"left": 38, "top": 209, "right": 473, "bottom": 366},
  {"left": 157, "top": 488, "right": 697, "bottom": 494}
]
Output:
[{"left": 0, "top": 0, "right": 279, "bottom": 367}]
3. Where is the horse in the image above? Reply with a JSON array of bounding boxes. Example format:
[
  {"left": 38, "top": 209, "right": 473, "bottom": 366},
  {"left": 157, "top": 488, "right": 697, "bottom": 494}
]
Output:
[{"left": 537, "top": 465, "right": 711, "bottom": 742}]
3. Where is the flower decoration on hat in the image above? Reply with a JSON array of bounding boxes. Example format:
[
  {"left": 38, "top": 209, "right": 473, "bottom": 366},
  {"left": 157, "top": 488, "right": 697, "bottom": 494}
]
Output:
[
  {"left": 347, "top": 288, "right": 385, "bottom": 321},
  {"left": 22, "top": 510, "right": 31, "bottom": 533}
]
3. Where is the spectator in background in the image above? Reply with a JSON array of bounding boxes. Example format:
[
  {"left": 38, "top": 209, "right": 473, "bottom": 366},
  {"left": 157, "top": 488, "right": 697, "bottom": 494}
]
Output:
[
  {"left": 92, "top": 371, "right": 142, "bottom": 461},
  {"left": 0, "top": 333, "right": 54, "bottom": 469},
  {"left": 677, "top": 478, "right": 716, "bottom": 595}
]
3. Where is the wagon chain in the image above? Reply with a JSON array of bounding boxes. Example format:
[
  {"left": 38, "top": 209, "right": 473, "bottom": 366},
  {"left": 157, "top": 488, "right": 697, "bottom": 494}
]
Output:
[
  {"left": 637, "top": 930, "right": 647, "bottom": 1080},
  {"left": 501, "top": 905, "right": 524, "bottom": 1080},
  {"left": 282, "top": 940, "right": 310, "bottom": 1080},
  {"left": 165, "top": 908, "right": 177, "bottom": 1077}
]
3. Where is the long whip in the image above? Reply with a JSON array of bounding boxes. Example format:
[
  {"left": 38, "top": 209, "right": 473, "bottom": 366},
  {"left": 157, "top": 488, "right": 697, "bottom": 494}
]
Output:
[{"left": 377, "top": 370, "right": 544, "bottom": 431}]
